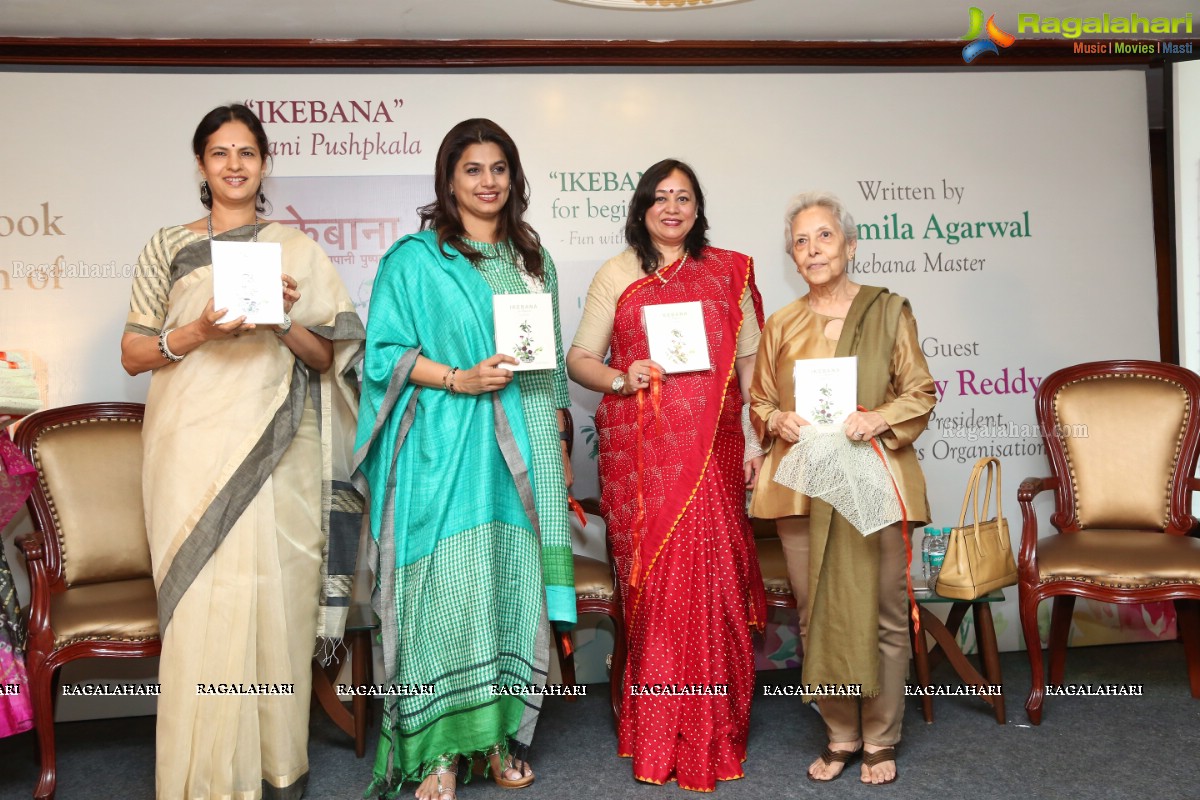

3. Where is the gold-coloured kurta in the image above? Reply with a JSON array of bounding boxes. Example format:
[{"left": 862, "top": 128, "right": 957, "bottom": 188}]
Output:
[{"left": 748, "top": 295, "right": 934, "bottom": 524}]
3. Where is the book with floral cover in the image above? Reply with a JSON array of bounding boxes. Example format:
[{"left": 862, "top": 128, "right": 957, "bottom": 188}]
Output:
[
  {"left": 793, "top": 356, "right": 857, "bottom": 430},
  {"left": 493, "top": 293, "right": 555, "bottom": 371},
  {"left": 642, "top": 301, "right": 712, "bottom": 373},
  {"left": 211, "top": 240, "right": 285, "bottom": 324}
]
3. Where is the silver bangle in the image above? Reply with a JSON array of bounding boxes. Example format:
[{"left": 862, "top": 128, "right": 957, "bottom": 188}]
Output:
[
  {"left": 158, "top": 328, "right": 184, "bottom": 362},
  {"left": 275, "top": 313, "right": 293, "bottom": 338}
]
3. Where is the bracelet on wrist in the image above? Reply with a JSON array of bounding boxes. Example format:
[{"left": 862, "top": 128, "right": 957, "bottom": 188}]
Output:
[
  {"left": 559, "top": 429, "right": 572, "bottom": 444},
  {"left": 158, "top": 328, "right": 185, "bottom": 363},
  {"left": 446, "top": 367, "right": 460, "bottom": 394},
  {"left": 274, "top": 313, "right": 293, "bottom": 338}
]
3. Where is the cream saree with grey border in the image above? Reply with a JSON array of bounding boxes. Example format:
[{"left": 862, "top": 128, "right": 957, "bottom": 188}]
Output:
[{"left": 125, "top": 222, "right": 364, "bottom": 800}]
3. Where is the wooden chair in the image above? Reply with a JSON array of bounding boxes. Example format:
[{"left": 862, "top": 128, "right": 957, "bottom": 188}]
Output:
[
  {"left": 552, "top": 410, "right": 625, "bottom": 725},
  {"left": 14, "top": 402, "right": 160, "bottom": 800},
  {"left": 309, "top": 603, "right": 378, "bottom": 758},
  {"left": 751, "top": 517, "right": 799, "bottom": 612},
  {"left": 750, "top": 517, "right": 804, "bottom": 665},
  {"left": 1017, "top": 360, "right": 1200, "bottom": 724}
]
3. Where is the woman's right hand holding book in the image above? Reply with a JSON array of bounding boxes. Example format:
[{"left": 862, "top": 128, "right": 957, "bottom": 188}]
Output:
[
  {"left": 454, "top": 354, "right": 519, "bottom": 395},
  {"left": 768, "top": 410, "right": 811, "bottom": 444}
]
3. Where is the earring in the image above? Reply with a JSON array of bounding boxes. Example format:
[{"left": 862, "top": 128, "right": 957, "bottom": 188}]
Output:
[
  {"left": 258, "top": 188, "right": 267, "bottom": 205},
  {"left": 200, "top": 181, "right": 211, "bottom": 204}
]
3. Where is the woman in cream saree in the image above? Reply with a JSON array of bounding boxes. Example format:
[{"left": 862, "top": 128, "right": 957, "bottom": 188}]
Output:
[{"left": 121, "top": 105, "right": 363, "bottom": 799}]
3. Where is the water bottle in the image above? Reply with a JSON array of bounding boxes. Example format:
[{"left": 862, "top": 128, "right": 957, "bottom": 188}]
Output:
[
  {"left": 928, "top": 528, "right": 949, "bottom": 592},
  {"left": 920, "top": 527, "right": 936, "bottom": 584}
]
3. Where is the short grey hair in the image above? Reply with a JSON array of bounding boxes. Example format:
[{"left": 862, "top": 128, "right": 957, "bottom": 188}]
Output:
[{"left": 783, "top": 191, "right": 857, "bottom": 253}]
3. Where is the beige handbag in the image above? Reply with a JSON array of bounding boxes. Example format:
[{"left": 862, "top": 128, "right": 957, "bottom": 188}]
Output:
[{"left": 935, "top": 456, "right": 1018, "bottom": 600}]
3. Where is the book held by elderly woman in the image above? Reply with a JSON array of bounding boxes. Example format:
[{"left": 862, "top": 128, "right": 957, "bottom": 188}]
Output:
[{"left": 794, "top": 356, "right": 857, "bottom": 429}]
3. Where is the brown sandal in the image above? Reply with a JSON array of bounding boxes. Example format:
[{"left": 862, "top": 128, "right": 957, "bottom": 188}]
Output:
[
  {"left": 484, "top": 744, "right": 535, "bottom": 789},
  {"left": 861, "top": 747, "right": 898, "bottom": 786},
  {"left": 806, "top": 745, "right": 861, "bottom": 782}
]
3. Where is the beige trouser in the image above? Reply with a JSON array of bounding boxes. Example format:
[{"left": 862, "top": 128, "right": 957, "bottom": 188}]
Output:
[{"left": 775, "top": 516, "right": 910, "bottom": 747}]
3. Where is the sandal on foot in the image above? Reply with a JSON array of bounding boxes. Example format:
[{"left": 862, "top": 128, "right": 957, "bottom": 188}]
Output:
[
  {"left": 806, "top": 745, "right": 861, "bottom": 783},
  {"left": 861, "top": 747, "right": 898, "bottom": 786},
  {"left": 484, "top": 743, "right": 535, "bottom": 789},
  {"left": 420, "top": 754, "right": 459, "bottom": 800}
]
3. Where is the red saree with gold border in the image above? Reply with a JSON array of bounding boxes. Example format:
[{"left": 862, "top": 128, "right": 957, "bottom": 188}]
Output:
[{"left": 597, "top": 246, "right": 766, "bottom": 791}]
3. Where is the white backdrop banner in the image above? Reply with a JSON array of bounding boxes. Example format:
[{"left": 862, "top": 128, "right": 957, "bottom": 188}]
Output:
[
  {"left": 0, "top": 70, "right": 1161, "bottom": 668},
  {"left": 1175, "top": 59, "right": 1200, "bottom": 372}
]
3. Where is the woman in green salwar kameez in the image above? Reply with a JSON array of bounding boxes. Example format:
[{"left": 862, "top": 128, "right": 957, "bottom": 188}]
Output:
[{"left": 355, "top": 119, "right": 575, "bottom": 800}]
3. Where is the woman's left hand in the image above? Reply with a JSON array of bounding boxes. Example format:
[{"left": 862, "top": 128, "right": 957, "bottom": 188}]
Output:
[
  {"left": 744, "top": 454, "right": 764, "bottom": 488},
  {"left": 281, "top": 274, "right": 299, "bottom": 313},
  {"left": 843, "top": 410, "right": 888, "bottom": 442}
]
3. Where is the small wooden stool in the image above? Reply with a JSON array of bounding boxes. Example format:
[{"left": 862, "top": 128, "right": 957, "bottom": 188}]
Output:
[{"left": 909, "top": 589, "right": 1006, "bottom": 724}]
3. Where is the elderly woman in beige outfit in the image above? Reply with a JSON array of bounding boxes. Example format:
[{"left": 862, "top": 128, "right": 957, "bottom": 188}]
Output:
[{"left": 749, "top": 191, "right": 935, "bottom": 786}]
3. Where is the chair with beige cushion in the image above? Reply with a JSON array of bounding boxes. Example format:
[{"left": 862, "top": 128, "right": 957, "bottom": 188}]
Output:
[
  {"left": 551, "top": 409, "right": 625, "bottom": 725},
  {"left": 750, "top": 517, "right": 807, "bottom": 671},
  {"left": 14, "top": 402, "right": 160, "bottom": 800},
  {"left": 751, "top": 517, "right": 799, "bottom": 614},
  {"left": 1018, "top": 360, "right": 1200, "bottom": 724},
  {"left": 555, "top": 499, "right": 626, "bottom": 726}
]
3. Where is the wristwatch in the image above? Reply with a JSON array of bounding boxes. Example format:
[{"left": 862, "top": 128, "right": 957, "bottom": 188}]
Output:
[
  {"left": 611, "top": 373, "right": 627, "bottom": 395},
  {"left": 275, "top": 313, "right": 293, "bottom": 338}
]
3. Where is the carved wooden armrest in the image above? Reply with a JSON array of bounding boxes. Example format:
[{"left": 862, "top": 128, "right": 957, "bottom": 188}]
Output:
[
  {"left": 1017, "top": 477, "right": 1058, "bottom": 583},
  {"left": 18, "top": 530, "right": 55, "bottom": 661},
  {"left": 19, "top": 530, "right": 46, "bottom": 562},
  {"left": 1017, "top": 476, "right": 1049, "bottom": 505}
]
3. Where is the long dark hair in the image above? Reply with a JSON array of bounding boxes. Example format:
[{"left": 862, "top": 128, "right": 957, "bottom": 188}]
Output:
[
  {"left": 625, "top": 158, "right": 710, "bottom": 275},
  {"left": 192, "top": 104, "right": 270, "bottom": 214},
  {"left": 418, "top": 118, "right": 543, "bottom": 279}
]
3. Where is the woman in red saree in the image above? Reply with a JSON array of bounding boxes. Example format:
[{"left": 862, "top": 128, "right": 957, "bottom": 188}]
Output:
[{"left": 567, "top": 159, "right": 766, "bottom": 791}]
